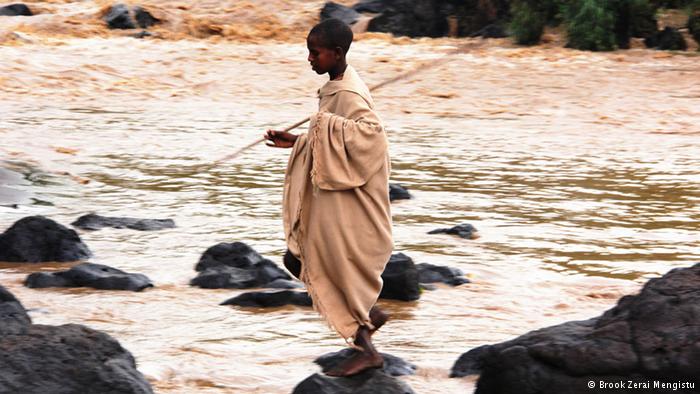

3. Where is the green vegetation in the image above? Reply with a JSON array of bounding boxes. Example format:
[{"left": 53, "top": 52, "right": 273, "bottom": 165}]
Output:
[
  {"left": 564, "top": 0, "right": 617, "bottom": 51},
  {"left": 510, "top": 1, "right": 547, "bottom": 45}
]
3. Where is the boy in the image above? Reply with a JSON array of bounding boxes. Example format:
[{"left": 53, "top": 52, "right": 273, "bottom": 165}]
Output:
[{"left": 263, "top": 18, "right": 393, "bottom": 377}]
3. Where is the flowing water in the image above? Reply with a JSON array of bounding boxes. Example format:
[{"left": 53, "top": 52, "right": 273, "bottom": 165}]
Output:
[{"left": 1, "top": 25, "right": 699, "bottom": 394}]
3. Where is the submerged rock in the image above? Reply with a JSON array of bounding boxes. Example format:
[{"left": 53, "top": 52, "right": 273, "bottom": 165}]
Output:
[
  {"left": 644, "top": 27, "right": 687, "bottom": 50},
  {"left": 72, "top": 213, "right": 175, "bottom": 231},
  {"left": 0, "top": 285, "right": 31, "bottom": 335},
  {"left": 221, "top": 290, "right": 312, "bottom": 307},
  {"left": 0, "top": 216, "right": 92, "bottom": 263},
  {"left": 389, "top": 183, "right": 411, "bottom": 201},
  {"left": 353, "top": 0, "right": 386, "bottom": 14},
  {"left": 104, "top": 3, "right": 159, "bottom": 29},
  {"left": 0, "top": 3, "right": 32, "bottom": 16},
  {"left": 428, "top": 223, "right": 479, "bottom": 239},
  {"left": 416, "top": 263, "right": 470, "bottom": 286},
  {"left": 380, "top": 253, "right": 420, "bottom": 301},
  {"left": 292, "top": 370, "right": 415, "bottom": 394},
  {"left": 451, "top": 263, "right": 700, "bottom": 394},
  {"left": 320, "top": 2, "right": 361, "bottom": 26},
  {"left": 25, "top": 263, "right": 153, "bottom": 292},
  {"left": 0, "top": 286, "right": 153, "bottom": 394},
  {"left": 316, "top": 348, "right": 417, "bottom": 377},
  {"left": 191, "top": 242, "right": 293, "bottom": 289}
]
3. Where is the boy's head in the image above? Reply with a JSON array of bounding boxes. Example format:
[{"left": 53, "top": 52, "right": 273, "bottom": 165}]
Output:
[{"left": 307, "top": 18, "right": 353, "bottom": 75}]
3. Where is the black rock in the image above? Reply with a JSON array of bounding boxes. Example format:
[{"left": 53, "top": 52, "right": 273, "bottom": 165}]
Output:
[
  {"left": 470, "top": 24, "right": 508, "bottom": 38},
  {"left": 0, "top": 216, "right": 92, "bottom": 263},
  {"left": 353, "top": 0, "right": 386, "bottom": 14},
  {"left": 133, "top": 6, "right": 158, "bottom": 28},
  {"left": 379, "top": 253, "right": 420, "bottom": 301},
  {"left": 104, "top": 4, "right": 159, "bottom": 30},
  {"left": 292, "top": 370, "right": 415, "bottom": 394},
  {"left": 0, "top": 324, "right": 154, "bottom": 394},
  {"left": 132, "top": 30, "right": 152, "bottom": 39},
  {"left": 266, "top": 278, "right": 304, "bottom": 289},
  {"left": 428, "top": 223, "right": 479, "bottom": 239},
  {"left": 221, "top": 290, "right": 312, "bottom": 307},
  {"left": 195, "top": 242, "right": 264, "bottom": 271},
  {"left": 451, "top": 263, "right": 700, "bottom": 394},
  {"left": 449, "top": 344, "right": 491, "bottom": 377},
  {"left": 25, "top": 263, "right": 154, "bottom": 292},
  {"left": 0, "top": 3, "right": 32, "bottom": 16},
  {"left": 316, "top": 348, "right": 417, "bottom": 377},
  {"left": 72, "top": 213, "right": 175, "bottom": 231},
  {"left": 191, "top": 242, "right": 292, "bottom": 289},
  {"left": 688, "top": 14, "right": 700, "bottom": 46},
  {"left": 389, "top": 183, "right": 411, "bottom": 201},
  {"left": 416, "top": 262, "right": 470, "bottom": 286},
  {"left": 105, "top": 4, "right": 135, "bottom": 29},
  {"left": 0, "top": 285, "right": 31, "bottom": 335},
  {"left": 644, "top": 27, "right": 687, "bottom": 50},
  {"left": 321, "top": 2, "right": 361, "bottom": 26}
]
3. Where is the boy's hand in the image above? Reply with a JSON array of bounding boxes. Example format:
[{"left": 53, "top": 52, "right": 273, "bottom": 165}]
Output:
[{"left": 264, "top": 130, "right": 298, "bottom": 148}]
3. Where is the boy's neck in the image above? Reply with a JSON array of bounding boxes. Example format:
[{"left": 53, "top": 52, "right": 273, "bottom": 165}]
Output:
[{"left": 329, "top": 62, "right": 348, "bottom": 81}]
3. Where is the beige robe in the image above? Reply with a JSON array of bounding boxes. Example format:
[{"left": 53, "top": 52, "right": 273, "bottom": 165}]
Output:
[{"left": 282, "top": 65, "right": 393, "bottom": 342}]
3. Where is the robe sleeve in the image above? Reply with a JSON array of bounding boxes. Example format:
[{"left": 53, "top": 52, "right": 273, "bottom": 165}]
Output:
[{"left": 308, "top": 90, "right": 388, "bottom": 191}]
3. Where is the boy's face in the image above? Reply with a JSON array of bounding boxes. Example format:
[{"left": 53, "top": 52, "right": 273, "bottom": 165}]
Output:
[{"left": 307, "top": 34, "right": 339, "bottom": 75}]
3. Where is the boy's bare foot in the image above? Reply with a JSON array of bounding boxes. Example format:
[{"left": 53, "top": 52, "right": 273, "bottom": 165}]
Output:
[
  {"left": 326, "top": 325, "right": 384, "bottom": 377},
  {"left": 325, "top": 351, "right": 384, "bottom": 377}
]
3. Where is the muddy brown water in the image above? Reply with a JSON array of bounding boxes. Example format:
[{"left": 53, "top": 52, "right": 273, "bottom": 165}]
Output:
[{"left": 0, "top": 35, "right": 699, "bottom": 393}]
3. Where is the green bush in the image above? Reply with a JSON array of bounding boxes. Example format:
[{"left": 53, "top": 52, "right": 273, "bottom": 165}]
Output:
[
  {"left": 510, "top": 1, "right": 546, "bottom": 44},
  {"left": 564, "top": 0, "right": 618, "bottom": 51}
]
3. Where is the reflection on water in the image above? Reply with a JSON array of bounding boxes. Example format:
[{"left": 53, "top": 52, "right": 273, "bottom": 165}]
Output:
[{"left": 0, "top": 39, "right": 699, "bottom": 393}]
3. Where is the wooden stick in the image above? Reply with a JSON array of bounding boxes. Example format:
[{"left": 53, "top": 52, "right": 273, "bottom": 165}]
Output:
[{"left": 215, "top": 41, "right": 481, "bottom": 163}]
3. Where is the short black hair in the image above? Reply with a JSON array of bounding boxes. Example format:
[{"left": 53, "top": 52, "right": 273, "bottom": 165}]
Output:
[{"left": 309, "top": 18, "right": 353, "bottom": 54}]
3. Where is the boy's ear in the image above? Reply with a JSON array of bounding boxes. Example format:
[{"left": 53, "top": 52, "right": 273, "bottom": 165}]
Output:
[{"left": 334, "top": 46, "right": 344, "bottom": 59}]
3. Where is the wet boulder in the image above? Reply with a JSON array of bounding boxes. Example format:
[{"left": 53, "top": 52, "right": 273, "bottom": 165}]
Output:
[
  {"left": 0, "top": 286, "right": 153, "bottom": 393},
  {"left": 72, "top": 213, "right": 175, "bottom": 231},
  {"left": 379, "top": 253, "right": 420, "bottom": 301},
  {"left": 451, "top": 263, "right": 700, "bottom": 394},
  {"left": 428, "top": 223, "right": 479, "bottom": 239},
  {"left": 321, "top": 2, "right": 361, "bottom": 26},
  {"left": 0, "top": 216, "right": 92, "bottom": 263},
  {"left": 389, "top": 183, "right": 411, "bottom": 201},
  {"left": 416, "top": 262, "right": 470, "bottom": 286},
  {"left": 191, "top": 242, "right": 293, "bottom": 289},
  {"left": 0, "top": 285, "right": 31, "bottom": 335},
  {"left": 292, "top": 370, "right": 415, "bottom": 394},
  {"left": 25, "top": 263, "right": 153, "bottom": 292},
  {"left": 353, "top": 0, "right": 386, "bottom": 14},
  {"left": 470, "top": 23, "right": 508, "bottom": 38},
  {"left": 221, "top": 290, "right": 312, "bottom": 307},
  {"left": 0, "top": 3, "right": 32, "bottom": 16},
  {"left": 644, "top": 27, "right": 687, "bottom": 50},
  {"left": 689, "top": 14, "right": 700, "bottom": 46},
  {"left": 316, "top": 348, "right": 417, "bottom": 377},
  {"left": 104, "top": 3, "right": 159, "bottom": 29}
]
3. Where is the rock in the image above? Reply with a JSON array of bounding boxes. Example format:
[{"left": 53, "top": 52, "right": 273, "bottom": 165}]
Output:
[
  {"left": 321, "top": 2, "right": 361, "bottom": 26},
  {"left": 0, "top": 216, "right": 92, "bottom": 263},
  {"left": 689, "top": 14, "right": 700, "bottom": 46},
  {"left": 0, "top": 287, "right": 153, "bottom": 393},
  {"left": 367, "top": 0, "right": 509, "bottom": 38},
  {"left": 451, "top": 263, "right": 700, "bottom": 394},
  {"left": 316, "top": 348, "right": 417, "bottom": 377},
  {"left": 191, "top": 242, "right": 292, "bottom": 289},
  {"left": 449, "top": 344, "right": 491, "bottom": 377},
  {"left": 132, "top": 30, "right": 152, "bottom": 39},
  {"left": 0, "top": 3, "right": 32, "bottom": 16},
  {"left": 644, "top": 27, "right": 687, "bottom": 50},
  {"left": 104, "top": 4, "right": 159, "bottom": 30},
  {"left": 221, "top": 290, "right": 312, "bottom": 307},
  {"left": 292, "top": 370, "right": 415, "bottom": 394},
  {"left": 0, "top": 285, "right": 31, "bottom": 335},
  {"left": 379, "top": 253, "right": 420, "bottom": 301},
  {"left": 416, "top": 262, "right": 470, "bottom": 286},
  {"left": 428, "top": 223, "right": 479, "bottom": 239},
  {"left": 25, "top": 263, "right": 153, "bottom": 292},
  {"left": 352, "top": 0, "right": 386, "bottom": 14},
  {"left": 470, "top": 23, "right": 508, "bottom": 38},
  {"left": 0, "top": 324, "right": 154, "bottom": 394},
  {"left": 389, "top": 183, "right": 411, "bottom": 201},
  {"left": 266, "top": 278, "right": 304, "bottom": 289},
  {"left": 72, "top": 213, "right": 175, "bottom": 231}
]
